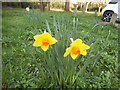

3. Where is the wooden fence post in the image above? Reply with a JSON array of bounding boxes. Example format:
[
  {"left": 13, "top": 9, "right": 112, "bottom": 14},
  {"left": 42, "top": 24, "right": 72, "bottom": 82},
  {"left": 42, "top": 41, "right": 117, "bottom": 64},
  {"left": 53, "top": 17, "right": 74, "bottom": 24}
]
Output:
[
  {"left": 73, "top": 4, "right": 77, "bottom": 16},
  {"left": 110, "top": 13, "right": 117, "bottom": 25},
  {"left": 94, "top": 10, "right": 97, "bottom": 16},
  {"left": 82, "top": 4, "right": 86, "bottom": 14}
]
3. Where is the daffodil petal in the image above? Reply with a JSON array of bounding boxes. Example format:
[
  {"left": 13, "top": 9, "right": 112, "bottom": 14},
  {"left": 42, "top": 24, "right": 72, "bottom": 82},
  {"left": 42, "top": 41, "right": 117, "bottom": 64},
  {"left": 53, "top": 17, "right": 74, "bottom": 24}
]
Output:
[
  {"left": 50, "top": 38, "right": 58, "bottom": 45},
  {"left": 71, "top": 39, "right": 82, "bottom": 46},
  {"left": 33, "top": 41, "right": 42, "bottom": 46},
  {"left": 43, "top": 33, "right": 52, "bottom": 38},
  {"left": 86, "top": 45, "right": 90, "bottom": 49},
  {"left": 82, "top": 44, "right": 90, "bottom": 49},
  {"left": 34, "top": 35, "right": 41, "bottom": 41},
  {"left": 81, "top": 50, "right": 87, "bottom": 56},
  {"left": 64, "top": 47, "right": 71, "bottom": 57},
  {"left": 75, "top": 39, "right": 83, "bottom": 43},
  {"left": 41, "top": 45, "right": 49, "bottom": 51},
  {"left": 70, "top": 53, "right": 79, "bottom": 59}
]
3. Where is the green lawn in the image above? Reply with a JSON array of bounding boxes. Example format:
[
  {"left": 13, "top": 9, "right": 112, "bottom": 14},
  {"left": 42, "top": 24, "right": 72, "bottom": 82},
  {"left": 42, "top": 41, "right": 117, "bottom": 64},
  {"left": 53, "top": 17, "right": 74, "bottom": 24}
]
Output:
[{"left": 2, "top": 9, "right": 118, "bottom": 88}]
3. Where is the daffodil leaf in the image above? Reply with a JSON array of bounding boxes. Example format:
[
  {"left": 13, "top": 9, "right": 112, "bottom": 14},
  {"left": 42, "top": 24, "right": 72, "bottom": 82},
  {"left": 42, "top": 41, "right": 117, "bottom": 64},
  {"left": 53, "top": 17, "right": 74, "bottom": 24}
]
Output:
[
  {"left": 73, "top": 49, "right": 104, "bottom": 83},
  {"left": 92, "top": 23, "right": 99, "bottom": 29},
  {"left": 45, "top": 20, "right": 52, "bottom": 35}
]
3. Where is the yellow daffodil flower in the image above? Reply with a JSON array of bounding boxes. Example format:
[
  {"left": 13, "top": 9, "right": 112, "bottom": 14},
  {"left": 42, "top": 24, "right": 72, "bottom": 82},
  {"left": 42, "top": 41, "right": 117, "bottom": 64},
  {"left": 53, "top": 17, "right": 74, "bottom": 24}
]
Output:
[
  {"left": 64, "top": 39, "right": 90, "bottom": 59},
  {"left": 98, "top": 12, "right": 101, "bottom": 16},
  {"left": 26, "top": 7, "right": 30, "bottom": 12},
  {"left": 33, "top": 32, "right": 58, "bottom": 51}
]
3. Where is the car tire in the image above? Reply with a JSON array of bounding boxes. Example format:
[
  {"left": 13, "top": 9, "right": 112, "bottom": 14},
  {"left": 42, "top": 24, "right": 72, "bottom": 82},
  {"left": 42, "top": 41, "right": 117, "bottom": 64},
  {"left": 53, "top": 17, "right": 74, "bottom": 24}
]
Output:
[{"left": 103, "top": 11, "right": 114, "bottom": 22}]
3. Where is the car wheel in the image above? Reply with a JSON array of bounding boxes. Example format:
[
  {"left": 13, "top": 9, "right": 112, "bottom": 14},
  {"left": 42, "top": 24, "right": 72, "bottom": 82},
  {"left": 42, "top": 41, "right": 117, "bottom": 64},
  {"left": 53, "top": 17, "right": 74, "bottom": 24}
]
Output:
[{"left": 103, "top": 11, "right": 114, "bottom": 22}]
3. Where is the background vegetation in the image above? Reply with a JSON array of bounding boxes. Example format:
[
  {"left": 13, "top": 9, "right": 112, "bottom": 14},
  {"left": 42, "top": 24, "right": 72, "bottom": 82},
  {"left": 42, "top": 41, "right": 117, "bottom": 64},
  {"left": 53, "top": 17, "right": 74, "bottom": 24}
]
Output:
[{"left": 2, "top": 1, "right": 105, "bottom": 12}]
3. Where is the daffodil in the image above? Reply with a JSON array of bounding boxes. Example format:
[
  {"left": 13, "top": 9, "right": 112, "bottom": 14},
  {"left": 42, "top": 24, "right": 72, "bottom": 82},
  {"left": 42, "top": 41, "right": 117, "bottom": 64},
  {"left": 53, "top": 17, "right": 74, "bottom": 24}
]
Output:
[
  {"left": 26, "top": 7, "right": 30, "bottom": 12},
  {"left": 64, "top": 39, "right": 90, "bottom": 59},
  {"left": 98, "top": 12, "right": 101, "bottom": 16},
  {"left": 33, "top": 32, "right": 58, "bottom": 51}
]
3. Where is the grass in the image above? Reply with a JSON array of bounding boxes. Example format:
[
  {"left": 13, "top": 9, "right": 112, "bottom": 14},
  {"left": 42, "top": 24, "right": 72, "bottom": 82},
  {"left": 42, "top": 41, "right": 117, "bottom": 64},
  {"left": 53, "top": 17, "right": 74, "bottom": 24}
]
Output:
[{"left": 2, "top": 9, "right": 119, "bottom": 88}]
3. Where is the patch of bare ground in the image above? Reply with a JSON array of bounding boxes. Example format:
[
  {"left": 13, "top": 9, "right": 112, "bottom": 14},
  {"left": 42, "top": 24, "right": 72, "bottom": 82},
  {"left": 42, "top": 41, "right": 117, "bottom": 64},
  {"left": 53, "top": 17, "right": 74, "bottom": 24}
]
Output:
[{"left": 99, "top": 21, "right": 120, "bottom": 28}]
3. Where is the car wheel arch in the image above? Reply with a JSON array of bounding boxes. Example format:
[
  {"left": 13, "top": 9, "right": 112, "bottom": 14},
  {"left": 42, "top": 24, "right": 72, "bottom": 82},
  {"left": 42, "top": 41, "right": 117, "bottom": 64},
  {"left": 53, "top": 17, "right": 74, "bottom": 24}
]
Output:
[
  {"left": 103, "top": 10, "right": 114, "bottom": 22},
  {"left": 103, "top": 10, "right": 114, "bottom": 16}
]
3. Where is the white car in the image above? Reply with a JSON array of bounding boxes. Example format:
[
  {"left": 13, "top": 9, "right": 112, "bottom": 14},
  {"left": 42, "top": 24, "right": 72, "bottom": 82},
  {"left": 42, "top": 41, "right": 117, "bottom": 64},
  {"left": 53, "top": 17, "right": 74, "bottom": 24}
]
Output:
[{"left": 102, "top": 0, "right": 120, "bottom": 22}]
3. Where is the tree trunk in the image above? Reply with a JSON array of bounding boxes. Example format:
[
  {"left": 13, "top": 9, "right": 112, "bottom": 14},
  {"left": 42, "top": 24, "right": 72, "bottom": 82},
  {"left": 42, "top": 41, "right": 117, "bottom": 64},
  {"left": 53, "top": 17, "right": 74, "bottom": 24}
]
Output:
[
  {"left": 19, "top": 2, "right": 22, "bottom": 8},
  {"left": 80, "top": 3, "right": 83, "bottom": 9},
  {"left": 47, "top": 2, "right": 50, "bottom": 11},
  {"left": 40, "top": 0, "right": 47, "bottom": 11},
  {"left": 65, "top": 1, "right": 70, "bottom": 11},
  {"left": 85, "top": 2, "right": 89, "bottom": 12},
  {"left": 40, "top": 2, "right": 44, "bottom": 11},
  {"left": 98, "top": 6, "right": 101, "bottom": 12}
]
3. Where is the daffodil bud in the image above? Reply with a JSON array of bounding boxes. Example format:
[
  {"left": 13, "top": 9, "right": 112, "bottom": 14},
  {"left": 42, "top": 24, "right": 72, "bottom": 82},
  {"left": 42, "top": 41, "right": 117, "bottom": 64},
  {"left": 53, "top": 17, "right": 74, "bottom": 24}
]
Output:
[
  {"left": 44, "top": 31, "right": 47, "bottom": 33},
  {"left": 70, "top": 38, "right": 74, "bottom": 42}
]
